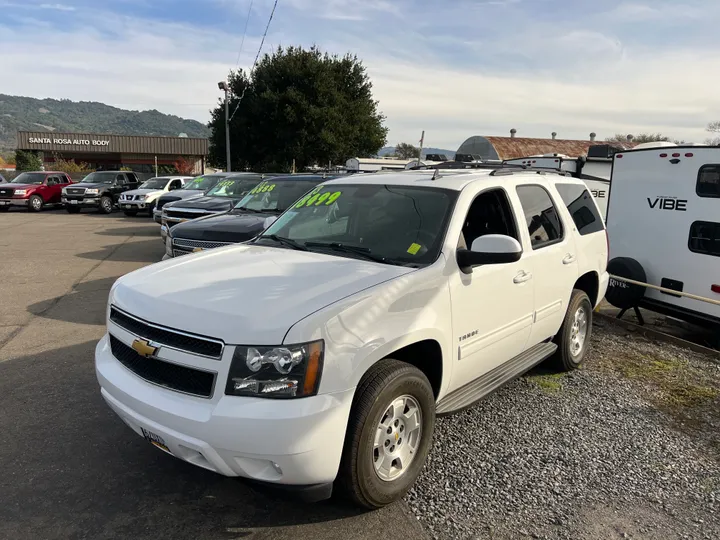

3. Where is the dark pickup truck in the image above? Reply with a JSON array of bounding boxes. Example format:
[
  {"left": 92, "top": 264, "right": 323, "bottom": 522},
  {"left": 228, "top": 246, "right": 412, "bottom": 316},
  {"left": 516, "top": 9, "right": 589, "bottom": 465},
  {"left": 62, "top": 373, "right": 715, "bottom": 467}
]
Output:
[
  {"left": 165, "top": 175, "right": 332, "bottom": 258},
  {"left": 62, "top": 171, "right": 140, "bottom": 214}
]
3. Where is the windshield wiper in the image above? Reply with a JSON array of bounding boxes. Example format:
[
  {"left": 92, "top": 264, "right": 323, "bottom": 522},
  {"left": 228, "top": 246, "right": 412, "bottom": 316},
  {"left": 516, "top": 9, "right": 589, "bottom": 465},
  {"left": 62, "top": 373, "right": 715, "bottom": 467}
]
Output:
[
  {"left": 235, "top": 206, "right": 263, "bottom": 213},
  {"left": 258, "top": 234, "right": 308, "bottom": 251},
  {"left": 304, "top": 242, "right": 388, "bottom": 264}
]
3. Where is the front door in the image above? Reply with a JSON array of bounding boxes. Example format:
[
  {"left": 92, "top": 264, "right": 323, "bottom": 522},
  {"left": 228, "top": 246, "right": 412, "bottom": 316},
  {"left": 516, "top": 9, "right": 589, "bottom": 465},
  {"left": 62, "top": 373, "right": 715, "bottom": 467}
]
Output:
[
  {"left": 513, "top": 184, "right": 578, "bottom": 345},
  {"left": 448, "top": 188, "right": 535, "bottom": 391}
]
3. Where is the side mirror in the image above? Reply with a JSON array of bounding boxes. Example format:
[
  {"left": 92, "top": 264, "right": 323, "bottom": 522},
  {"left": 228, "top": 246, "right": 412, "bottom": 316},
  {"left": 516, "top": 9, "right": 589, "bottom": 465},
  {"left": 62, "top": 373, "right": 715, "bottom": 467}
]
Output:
[{"left": 457, "top": 234, "right": 522, "bottom": 274}]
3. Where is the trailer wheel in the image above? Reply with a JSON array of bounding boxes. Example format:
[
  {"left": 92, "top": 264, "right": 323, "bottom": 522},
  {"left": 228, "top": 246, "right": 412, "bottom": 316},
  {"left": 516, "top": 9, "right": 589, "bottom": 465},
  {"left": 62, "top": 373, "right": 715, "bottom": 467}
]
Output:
[{"left": 605, "top": 257, "right": 646, "bottom": 310}]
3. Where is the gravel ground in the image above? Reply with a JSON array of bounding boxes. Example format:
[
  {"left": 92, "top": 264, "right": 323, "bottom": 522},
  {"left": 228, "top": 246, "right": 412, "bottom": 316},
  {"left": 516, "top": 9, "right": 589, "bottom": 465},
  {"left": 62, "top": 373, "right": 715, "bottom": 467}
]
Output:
[{"left": 406, "top": 318, "right": 720, "bottom": 540}]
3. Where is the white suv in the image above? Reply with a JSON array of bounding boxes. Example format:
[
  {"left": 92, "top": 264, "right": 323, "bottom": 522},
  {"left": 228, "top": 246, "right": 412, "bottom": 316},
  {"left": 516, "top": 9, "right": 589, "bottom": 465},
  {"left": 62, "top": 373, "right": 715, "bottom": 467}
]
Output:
[
  {"left": 96, "top": 169, "right": 609, "bottom": 508},
  {"left": 118, "top": 176, "right": 193, "bottom": 216}
]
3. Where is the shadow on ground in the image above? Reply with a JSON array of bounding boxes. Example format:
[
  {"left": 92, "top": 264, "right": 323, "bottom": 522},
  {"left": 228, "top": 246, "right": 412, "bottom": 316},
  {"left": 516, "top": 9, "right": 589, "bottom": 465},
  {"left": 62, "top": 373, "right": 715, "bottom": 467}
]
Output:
[
  {"left": 94, "top": 224, "right": 161, "bottom": 237},
  {"left": 76, "top": 238, "right": 164, "bottom": 264},
  {"left": 0, "top": 340, "right": 417, "bottom": 540},
  {"left": 27, "top": 277, "right": 120, "bottom": 326}
]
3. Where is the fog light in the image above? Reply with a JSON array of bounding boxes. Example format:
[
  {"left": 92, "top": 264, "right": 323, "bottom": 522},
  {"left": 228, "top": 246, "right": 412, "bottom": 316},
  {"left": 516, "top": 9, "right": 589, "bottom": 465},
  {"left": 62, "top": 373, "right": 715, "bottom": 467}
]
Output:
[{"left": 272, "top": 462, "right": 283, "bottom": 474}]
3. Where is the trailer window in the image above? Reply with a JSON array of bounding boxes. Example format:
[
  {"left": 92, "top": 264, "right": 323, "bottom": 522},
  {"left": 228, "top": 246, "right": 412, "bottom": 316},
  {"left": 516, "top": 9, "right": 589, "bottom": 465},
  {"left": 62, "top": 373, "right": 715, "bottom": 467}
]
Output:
[
  {"left": 688, "top": 221, "right": 720, "bottom": 257},
  {"left": 697, "top": 165, "right": 720, "bottom": 198},
  {"left": 516, "top": 185, "right": 563, "bottom": 249},
  {"left": 555, "top": 184, "right": 604, "bottom": 235}
]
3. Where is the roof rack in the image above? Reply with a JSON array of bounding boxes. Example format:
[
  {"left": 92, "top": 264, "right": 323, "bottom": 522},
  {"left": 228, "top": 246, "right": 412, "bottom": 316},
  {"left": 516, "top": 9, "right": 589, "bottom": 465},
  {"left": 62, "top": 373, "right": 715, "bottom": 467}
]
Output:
[{"left": 489, "top": 169, "right": 514, "bottom": 176}]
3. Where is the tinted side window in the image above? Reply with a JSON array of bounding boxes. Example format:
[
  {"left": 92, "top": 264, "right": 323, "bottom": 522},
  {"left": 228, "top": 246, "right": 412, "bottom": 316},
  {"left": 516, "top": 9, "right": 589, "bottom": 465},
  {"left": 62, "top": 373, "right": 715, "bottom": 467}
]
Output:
[
  {"left": 555, "top": 183, "right": 604, "bottom": 235},
  {"left": 516, "top": 185, "right": 563, "bottom": 249},
  {"left": 689, "top": 221, "right": 720, "bottom": 257},
  {"left": 697, "top": 165, "right": 720, "bottom": 198}
]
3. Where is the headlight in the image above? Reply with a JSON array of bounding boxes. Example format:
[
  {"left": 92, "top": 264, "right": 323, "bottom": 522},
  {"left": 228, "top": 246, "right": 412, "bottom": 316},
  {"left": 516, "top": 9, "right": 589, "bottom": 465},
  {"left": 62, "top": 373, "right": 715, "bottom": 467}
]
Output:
[
  {"left": 226, "top": 341, "right": 324, "bottom": 399},
  {"left": 138, "top": 195, "right": 147, "bottom": 201},
  {"left": 15, "top": 189, "right": 27, "bottom": 195},
  {"left": 86, "top": 188, "right": 99, "bottom": 195}
]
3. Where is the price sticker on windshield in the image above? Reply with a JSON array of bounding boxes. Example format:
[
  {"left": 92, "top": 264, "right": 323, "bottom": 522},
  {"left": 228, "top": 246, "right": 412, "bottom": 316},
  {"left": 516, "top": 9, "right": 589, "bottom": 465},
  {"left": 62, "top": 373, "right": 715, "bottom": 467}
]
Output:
[
  {"left": 216, "top": 180, "right": 234, "bottom": 188},
  {"left": 249, "top": 182, "right": 276, "bottom": 194},
  {"left": 294, "top": 190, "right": 342, "bottom": 209}
]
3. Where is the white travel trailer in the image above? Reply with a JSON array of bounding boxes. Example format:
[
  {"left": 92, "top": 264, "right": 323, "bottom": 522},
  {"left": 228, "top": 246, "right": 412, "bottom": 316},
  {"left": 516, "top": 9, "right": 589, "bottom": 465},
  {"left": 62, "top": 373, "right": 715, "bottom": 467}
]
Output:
[
  {"left": 604, "top": 145, "right": 720, "bottom": 335},
  {"left": 503, "top": 145, "right": 622, "bottom": 219},
  {"left": 345, "top": 157, "right": 413, "bottom": 173}
]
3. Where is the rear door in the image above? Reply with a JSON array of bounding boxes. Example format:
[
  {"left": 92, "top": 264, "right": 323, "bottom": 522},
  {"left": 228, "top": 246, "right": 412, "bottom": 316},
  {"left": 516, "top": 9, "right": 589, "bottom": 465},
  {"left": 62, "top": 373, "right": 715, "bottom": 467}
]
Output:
[{"left": 512, "top": 183, "right": 578, "bottom": 345}]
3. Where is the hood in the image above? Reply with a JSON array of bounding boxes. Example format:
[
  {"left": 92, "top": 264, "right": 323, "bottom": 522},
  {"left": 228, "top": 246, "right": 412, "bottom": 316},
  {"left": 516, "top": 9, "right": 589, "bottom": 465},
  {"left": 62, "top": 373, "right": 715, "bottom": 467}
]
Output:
[
  {"left": 111, "top": 244, "right": 414, "bottom": 344},
  {"left": 158, "top": 189, "right": 204, "bottom": 203},
  {"left": 169, "top": 212, "right": 274, "bottom": 242},
  {"left": 123, "top": 188, "right": 161, "bottom": 197},
  {"left": 0, "top": 184, "right": 39, "bottom": 191},
  {"left": 165, "top": 196, "right": 242, "bottom": 213}
]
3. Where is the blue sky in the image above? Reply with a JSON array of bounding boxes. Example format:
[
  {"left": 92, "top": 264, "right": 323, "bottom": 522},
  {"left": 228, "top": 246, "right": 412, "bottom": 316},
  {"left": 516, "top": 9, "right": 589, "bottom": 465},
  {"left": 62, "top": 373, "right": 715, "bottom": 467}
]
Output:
[{"left": 1, "top": 0, "right": 718, "bottom": 150}]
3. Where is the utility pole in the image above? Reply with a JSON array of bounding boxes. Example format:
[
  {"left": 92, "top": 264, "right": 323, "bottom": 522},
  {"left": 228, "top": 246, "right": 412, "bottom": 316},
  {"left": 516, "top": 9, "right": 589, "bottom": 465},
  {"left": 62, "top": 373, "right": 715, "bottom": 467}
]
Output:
[
  {"left": 417, "top": 130, "right": 425, "bottom": 167},
  {"left": 218, "top": 81, "right": 231, "bottom": 172}
]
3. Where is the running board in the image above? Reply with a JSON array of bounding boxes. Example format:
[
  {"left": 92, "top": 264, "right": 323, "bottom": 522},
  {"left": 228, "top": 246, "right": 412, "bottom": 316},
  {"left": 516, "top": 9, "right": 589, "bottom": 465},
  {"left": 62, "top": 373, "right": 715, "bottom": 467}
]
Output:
[{"left": 436, "top": 342, "right": 558, "bottom": 415}]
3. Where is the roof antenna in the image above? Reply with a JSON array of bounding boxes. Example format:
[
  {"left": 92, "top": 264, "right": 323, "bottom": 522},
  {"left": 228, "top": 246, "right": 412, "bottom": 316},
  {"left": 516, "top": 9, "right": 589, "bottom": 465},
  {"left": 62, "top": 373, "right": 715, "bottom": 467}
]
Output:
[{"left": 432, "top": 168, "right": 440, "bottom": 181}]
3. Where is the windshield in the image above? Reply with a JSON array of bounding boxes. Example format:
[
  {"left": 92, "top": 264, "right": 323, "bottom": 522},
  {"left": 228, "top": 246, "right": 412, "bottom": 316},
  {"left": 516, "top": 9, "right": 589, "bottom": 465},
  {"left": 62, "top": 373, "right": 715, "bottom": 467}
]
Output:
[
  {"left": 139, "top": 178, "right": 169, "bottom": 190},
  {"left": 183, "top": 175, "right": 223, "bottom": 191},
  {"left": 206, "top": 177, "right": 261, "bottom": 198},
  {"left": 80, "top": 172, "right": 117, "bottom": 184},
  {"left": 11, "top": 173, "right": 45, "bottom": 185},
  {"left": 256, "top": 184, "right": 457, "bottom": 267},
  {"left": 235, "top": 179, "right": 323, "bottom": 213}
]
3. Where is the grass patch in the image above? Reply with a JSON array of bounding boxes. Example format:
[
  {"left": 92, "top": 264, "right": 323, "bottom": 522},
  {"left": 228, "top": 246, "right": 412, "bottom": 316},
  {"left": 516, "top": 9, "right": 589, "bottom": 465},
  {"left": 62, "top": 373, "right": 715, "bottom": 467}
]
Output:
[
  {"left": 616, "top": 352, "right": 718, "bottom": 407},
  {"left": 530, "top": 373, "right": 565, "bottom": 394}
]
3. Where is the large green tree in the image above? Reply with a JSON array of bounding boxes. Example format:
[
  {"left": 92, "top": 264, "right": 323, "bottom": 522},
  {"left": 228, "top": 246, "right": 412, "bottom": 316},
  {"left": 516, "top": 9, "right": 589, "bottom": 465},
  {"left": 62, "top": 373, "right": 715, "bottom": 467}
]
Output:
[
  {"left": 393, "top": 142, "right": 420, "bottom": 159},
  {"left": 15, "top": 150, "right": 43, "bottom": 171},
  {"left": 208, "top": 46, "right": 388, "bottom": 171}
]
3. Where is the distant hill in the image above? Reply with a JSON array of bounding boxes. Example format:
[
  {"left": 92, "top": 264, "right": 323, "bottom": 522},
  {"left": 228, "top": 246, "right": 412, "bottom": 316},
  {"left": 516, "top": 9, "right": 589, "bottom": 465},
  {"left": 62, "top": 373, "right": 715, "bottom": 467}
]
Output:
[
  {"left": 0, "top": 94, "right": 210, "bottom": 151},
  {"left": 377, "top": 146, "right": 456, "bottom": 159}
]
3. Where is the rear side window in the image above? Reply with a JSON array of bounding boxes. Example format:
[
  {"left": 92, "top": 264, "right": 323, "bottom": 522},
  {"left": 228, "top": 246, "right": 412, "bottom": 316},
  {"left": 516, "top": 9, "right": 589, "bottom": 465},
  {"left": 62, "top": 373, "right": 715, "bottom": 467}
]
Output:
[
  {"left": 697, "top": 165, "right": 720, "bottom": 198},
  {"left": 516, "top": 185, "right": 563, "bottom": 249},
  {"left": 555, "top": 183, "right": 604, "bottom": 235},
  {"left": 689, "top": 221, "right": 720, "bottom": 257}
]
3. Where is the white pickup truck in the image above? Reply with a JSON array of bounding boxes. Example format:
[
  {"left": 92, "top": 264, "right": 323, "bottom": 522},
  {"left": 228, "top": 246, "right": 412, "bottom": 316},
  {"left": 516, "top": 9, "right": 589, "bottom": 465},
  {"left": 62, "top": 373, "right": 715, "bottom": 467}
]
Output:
[{"left": 96, "top": 168, "right": 609, "bottom": 508}]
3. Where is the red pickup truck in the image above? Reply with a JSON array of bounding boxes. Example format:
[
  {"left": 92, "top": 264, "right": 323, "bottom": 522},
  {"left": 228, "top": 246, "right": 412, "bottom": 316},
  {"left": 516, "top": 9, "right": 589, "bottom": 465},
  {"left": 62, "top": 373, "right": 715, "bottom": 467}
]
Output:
[{"left": 0, "top": 171, "right": 73, "bottom": 212}]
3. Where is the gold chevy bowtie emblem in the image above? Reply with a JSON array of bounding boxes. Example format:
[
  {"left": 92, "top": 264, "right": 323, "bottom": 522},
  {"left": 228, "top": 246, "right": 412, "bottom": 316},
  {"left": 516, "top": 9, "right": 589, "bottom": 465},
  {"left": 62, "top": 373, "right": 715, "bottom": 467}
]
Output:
[
  {"left": 193, "top": 247, "right": 204, "bottom": 253},
  {"left": 132, "top": 339, "right": 158, "bottom": 358}
]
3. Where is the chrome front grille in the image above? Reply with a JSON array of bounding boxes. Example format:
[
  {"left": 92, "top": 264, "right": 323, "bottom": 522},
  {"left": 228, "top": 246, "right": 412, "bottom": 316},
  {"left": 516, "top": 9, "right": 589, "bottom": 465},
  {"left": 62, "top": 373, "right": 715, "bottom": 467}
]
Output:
[
  {"left": 67, "top": 187, "right": 86, "bottom": 196},
  {"left": 173, "top": 238, "right": 232, "bottom": 250},
  {"left": 109, "top": 306, "right": 224, "bottom": 359}
]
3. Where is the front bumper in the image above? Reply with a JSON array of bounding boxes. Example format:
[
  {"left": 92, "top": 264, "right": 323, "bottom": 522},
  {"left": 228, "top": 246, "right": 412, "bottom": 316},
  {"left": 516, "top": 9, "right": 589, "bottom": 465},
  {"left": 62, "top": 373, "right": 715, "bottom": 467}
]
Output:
[
  {"left": 95, "top": 334, "right": 354, "bottom": 487},
  {"left": 119, "top": 201, "right": 150, "bottom": 211},
  {"left": 0, "top": 198, "right": 30, "bottom": 207},
  {"left": 62, "top": 196, "right": 101, "bottom": 208}
]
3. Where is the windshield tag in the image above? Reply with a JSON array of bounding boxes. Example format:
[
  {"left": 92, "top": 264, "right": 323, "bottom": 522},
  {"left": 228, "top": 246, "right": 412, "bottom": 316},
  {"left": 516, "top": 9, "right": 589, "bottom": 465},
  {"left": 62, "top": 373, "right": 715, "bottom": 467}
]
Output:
[{"left": 407, "top": 243, "right": 422, "bottom": 255}]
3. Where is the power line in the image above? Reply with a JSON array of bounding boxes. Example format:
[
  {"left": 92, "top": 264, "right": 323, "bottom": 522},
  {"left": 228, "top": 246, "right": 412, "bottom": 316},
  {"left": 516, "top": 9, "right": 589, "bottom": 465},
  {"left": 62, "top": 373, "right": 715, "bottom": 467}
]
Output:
[
  {"left": 234, "top": 0, "right": 254, "bottom": 69},
  {"left": 228, "top": 0, "right": 279, "bottom": 123}
]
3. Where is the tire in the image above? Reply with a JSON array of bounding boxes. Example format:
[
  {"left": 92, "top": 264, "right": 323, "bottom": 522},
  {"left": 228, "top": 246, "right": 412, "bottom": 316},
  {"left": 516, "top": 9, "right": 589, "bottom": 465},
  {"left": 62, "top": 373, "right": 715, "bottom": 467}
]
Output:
[
  {"left": 605, "top": 257, "right": 646, "bottom": 310},
  {"left": 147, "top": 202, "right": 156, "bottom": 216},
  {"left": 28, "top": 195, "right": 44, "bottom": 212},
  {"left": 124, "top": 210, "right": 138, "bottom": 217},
  {"left": 337, "top": 359, "right": 435, "bottom": 509},
  {"left": 99, "top": 196, "right": 114, "bottom": 214},
  {"left": 551, "top": 289, "right": 593, "bottom": 371},
  {"left": 66, "top": 206, "right": 81, "bottom": 214}
]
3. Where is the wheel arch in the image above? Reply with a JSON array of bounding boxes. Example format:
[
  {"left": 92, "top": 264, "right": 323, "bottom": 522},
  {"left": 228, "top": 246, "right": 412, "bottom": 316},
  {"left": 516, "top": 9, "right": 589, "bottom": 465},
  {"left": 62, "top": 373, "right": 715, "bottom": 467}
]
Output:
[{"left": 574, "top": 271, "right": 600, "bottom": 307}]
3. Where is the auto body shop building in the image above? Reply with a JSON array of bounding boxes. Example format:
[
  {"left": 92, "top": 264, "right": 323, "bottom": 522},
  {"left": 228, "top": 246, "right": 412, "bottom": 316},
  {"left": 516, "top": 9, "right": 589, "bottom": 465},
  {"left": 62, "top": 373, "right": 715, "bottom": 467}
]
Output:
[{"left": 16, "top": 131, "right": 209, "bottom": 174}]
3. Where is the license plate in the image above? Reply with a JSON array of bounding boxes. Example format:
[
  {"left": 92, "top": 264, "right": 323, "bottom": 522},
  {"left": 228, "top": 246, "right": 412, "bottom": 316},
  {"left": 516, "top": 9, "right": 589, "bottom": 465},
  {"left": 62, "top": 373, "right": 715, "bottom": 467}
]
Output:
[
  {"left": 70, "top": 200, "right": 78, "bottom": 205},
  {"left": 141, "top": 428, "right": 172, "bottom": 454},
  {"left": 123, "top": 205, "right": 132, "bottom": 209}
]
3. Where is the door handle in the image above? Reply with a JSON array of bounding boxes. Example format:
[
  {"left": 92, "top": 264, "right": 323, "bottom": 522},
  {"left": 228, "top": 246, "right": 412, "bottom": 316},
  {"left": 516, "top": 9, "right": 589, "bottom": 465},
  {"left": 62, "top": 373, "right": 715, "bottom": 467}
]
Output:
[
  {"left": 513, "top": 271, "right": 533, "bottom": 284},
  {"left": 562, "top": 254, "right": 576, "bottom": 265}
]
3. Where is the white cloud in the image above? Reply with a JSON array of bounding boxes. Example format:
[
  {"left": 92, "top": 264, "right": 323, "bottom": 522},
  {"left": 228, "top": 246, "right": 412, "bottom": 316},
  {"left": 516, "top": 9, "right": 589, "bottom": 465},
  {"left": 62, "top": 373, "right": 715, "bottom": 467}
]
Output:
[{"left": 39, "top": 3, "right": 76, "bottom": 11}]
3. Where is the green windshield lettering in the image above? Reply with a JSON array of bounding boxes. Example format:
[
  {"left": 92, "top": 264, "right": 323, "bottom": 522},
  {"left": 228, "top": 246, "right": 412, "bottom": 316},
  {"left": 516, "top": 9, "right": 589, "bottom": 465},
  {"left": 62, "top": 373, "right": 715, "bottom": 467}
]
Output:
[
  {"left": 294, "top": 190, "right": 342, "bottom": 208},
  {"left": 249, "top": 182, "right": 276, "bottom": 194}
]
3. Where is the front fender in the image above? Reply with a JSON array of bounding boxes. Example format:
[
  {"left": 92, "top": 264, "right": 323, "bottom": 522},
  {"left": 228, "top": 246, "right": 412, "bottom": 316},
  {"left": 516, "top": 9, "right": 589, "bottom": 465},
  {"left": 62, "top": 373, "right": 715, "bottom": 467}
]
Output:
[{"left": 283, "top": 261, "right": 454, "bottom": 399}]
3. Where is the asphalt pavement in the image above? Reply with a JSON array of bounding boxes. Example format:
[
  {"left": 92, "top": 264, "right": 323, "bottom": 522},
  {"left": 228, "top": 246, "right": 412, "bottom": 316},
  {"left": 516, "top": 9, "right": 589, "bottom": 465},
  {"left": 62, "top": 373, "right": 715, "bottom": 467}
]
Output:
[{"left": 0, "top": 207, "right": 428, "bottom": 540}]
